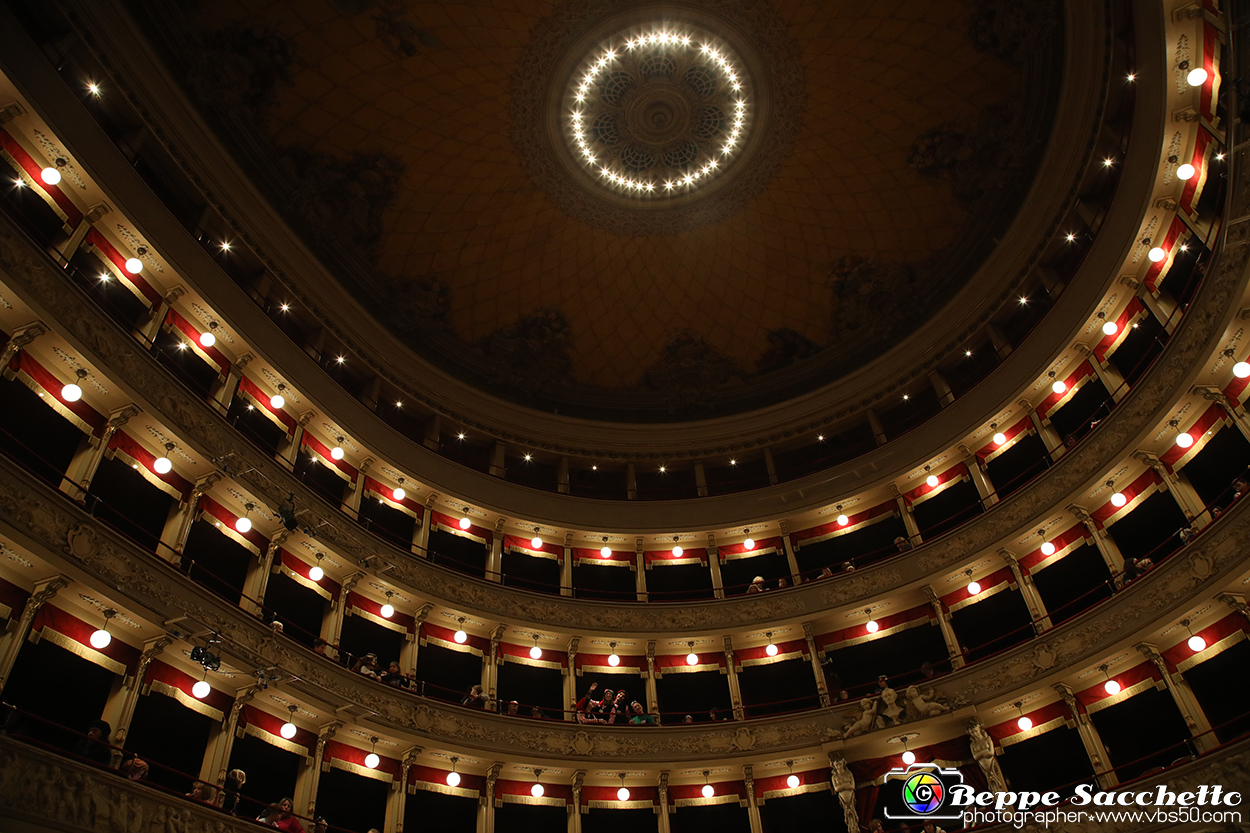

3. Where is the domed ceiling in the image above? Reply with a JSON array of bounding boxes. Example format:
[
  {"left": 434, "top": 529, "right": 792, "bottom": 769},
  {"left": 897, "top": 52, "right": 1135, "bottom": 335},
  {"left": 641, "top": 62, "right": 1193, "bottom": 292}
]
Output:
[{"left": 129, "top": 0, "right": 1063, "bottom": 421}]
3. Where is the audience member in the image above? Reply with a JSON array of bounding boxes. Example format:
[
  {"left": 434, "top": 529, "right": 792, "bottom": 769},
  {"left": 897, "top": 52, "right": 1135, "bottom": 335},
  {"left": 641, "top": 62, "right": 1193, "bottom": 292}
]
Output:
[
  {"left": 462, "top": 685, "right": 488, "bottom": 709},
  {"left": 746, "top": 576, "right": 766, "bottom": 593},
  {"left": 842, "top": 561, "right": 857, "bottom": 573},
  {"left": 506, "top": 700, "right": 520, "bottom": 715},
  {"left": 529, "top": 706, "right": 544, "bottom": 719},
  {"left": 259, "top": 798, "right": 304, "bottom": 833},
  {"left": 354, "top": 654, "right": 381, "bottom": 680},
  {"left": 628, "top": 702, "right": 656, "bottom": 725},
  {"left": 818, "top": 566, "right": 834, "bottom": 578},
  {"left": 118, "top": 756, "right": 149, "bottom": 781},
  {"left": 776, "top": 577, "right": 788, "bottom": 590},
  {"left": 1179, "top": 526, "right": 1197, "bottom": 545},
  {"left": 381, "top": 661, "right": 410, "bottom": 690},
  {"left": 221, "top": 768, "right": 247, "bottom": 814},
  {"left": 313, "top": 819, "right": 327, "bottom": 833},
  {"left": 187, "top": 781, "right": 217, "bottom": 805},
  {"left": 683, "top": 714, "right": 694, "bottom": 724},
  {"left": 74, "top": 719, "right": 113, "bottom": 767},
  {"left": 894, "top": 537, "right": 913, "bottom": 552}
]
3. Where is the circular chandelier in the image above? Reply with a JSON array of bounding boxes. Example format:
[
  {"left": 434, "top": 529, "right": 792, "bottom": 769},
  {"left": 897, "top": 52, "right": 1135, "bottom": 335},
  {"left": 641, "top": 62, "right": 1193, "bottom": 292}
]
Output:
[{"left": 565, "top": 27, "right": 751, "bottom": 197}]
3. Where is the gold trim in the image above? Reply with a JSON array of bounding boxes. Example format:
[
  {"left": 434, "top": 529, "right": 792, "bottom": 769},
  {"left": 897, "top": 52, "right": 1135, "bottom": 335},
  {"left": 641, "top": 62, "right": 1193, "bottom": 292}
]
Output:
[
  {"left": 421, "top": 636, "right": 484, "bottom": 656},
  {"left": 148, "top": 679, "right": 225, "bottom": 722},
  {"left": 758, "top": 781, "right": 829, "bottom": 802},
  {"left": 997, "top": 715, "right": 1070, "bottom": 748},
  {"left": 1175, "top": 630, "right": 1245, "bottom": 673},
  {"left": 946, "top": 579, "right": 1013, "bottom": 613},
  {"left": 328, "top": 757, "right": 394, "bottom": 783},
  {"left": 350, "top": 607, "right": 411, "bottom": 635},
  {"left": 235, "top": 387, "right": 292, "bottom": 433},
  {"left": 497, "top": 794, "right": 567, "bottom": 807},
  {"left": 834, "top": 615, "right": 933, "bottom": 648},
  {"left": 1084, "top": 677, "right": 1164, "bottom": 714},
  {"left": 500, "top": 654, "right": 566, "bottom": 671},
  {"left": 587, "top": 800, "right": 654, "bottom": 810},
  {"left": 38, "top": 627, "right": 126, "bottom": 675},
  {"left": 107, "top": 448, "right": 185, "bottom": 501},
  {"left": 242, "top": 723, "right": 311, "bottom": 759},
  {"left": 0, "top": 146, "right": 72, "bottom": 226},
  {"left": 279, "top": 565, "right": 333, "bottom": 602},
  {"left": 408, "top": 781, "right": 479, "bottom": 799},
  {"left": 673, "top": 794, "right": 745, "bottom": 809},
  {"left": 738, "top": 650, "right": 805, "bottom": 668},
  {"left": 13, "top": 370, "right": 94, "bottom": 435}
]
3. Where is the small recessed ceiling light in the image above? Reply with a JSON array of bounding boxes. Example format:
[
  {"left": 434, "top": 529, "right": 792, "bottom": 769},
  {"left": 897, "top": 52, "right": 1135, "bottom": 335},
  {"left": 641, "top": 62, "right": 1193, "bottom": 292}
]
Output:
[
  {"left": 965, "top": 350, "right": 972, "bottom": 357},
  {"left": 395, "top": 401, "right": 402, "bottom": 407},
  {"left": 1103, "top": 158, "right": 1114, "bottom": 167},
  {"left": 280, "top": 303, "right": 290, "bottom": 312},
  {"left": 98, "top": 273, "right": 110, "bottom": 282},
  {"left": 177, "top": 342, "right": 186, "bottom": 350},
  {"left": 1065, "top": 233, "right": 1075, "bottom": 242},
  {"left": 13, "top": 178, "right": 25, "bottom": 188},
  {"left": 87, "top": 82, "right": 100, "bottom": 96},
  {"left": 729, "top": 459, "right": 736, "bottom": 465},
  {"left": 1126, "top": 73, "right": 1136, "bottom": 81},
  {"left": 524, "top": 454, "right": 533, "bottom": 462},
  {"left": 457, "top": 432, "right": 466, "bottom": 440},
  {"left": 1217, "top": 153, "right": 1226, "bottom": 161},
  {"left": 1180, "top": 244, "right": 1189, "bottom": 252},
  {"left": 220, "top": 241, "right": 231, "bottom": 251},
  {"left": 336, "top": 356, "right": 345, "bottom": 364},
  {"left": 659, "top": 465, "right": 667, "bottom": 473},
  {"left": 902, "top": 394, "right": 909, "bottom": 401},
  {"left": 1019, "top": 296, "right": 1028, "bottom": 304},
  {"left": 817, "top": 435, "right": 824, "bottom": 441}
]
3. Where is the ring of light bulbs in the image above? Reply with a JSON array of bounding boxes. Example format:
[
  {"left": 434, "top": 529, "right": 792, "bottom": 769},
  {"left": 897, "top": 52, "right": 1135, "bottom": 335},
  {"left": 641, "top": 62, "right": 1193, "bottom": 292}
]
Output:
[{"left": 566, "top": 29, "right": 749, "bottom": 196}]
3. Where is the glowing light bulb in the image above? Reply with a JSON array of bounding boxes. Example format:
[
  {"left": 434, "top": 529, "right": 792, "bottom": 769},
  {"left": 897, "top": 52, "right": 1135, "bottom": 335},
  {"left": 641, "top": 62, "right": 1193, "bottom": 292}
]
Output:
[
  {"left": 1176, "top": 163, "right": 1196, "bottom": 180},
  {"left": 743, "top": 538, "right": 755, "bottom": 550},
  {"left": 1017, "top": 716, "right": 1033, "bottom": 731},
  {"left": 617, "top": 787, "right": 630, "bottom": 802},
  {"left": 280, "top": 721, "right": 297, "bottom": 739},
  {"left": 672, "top": 545, "right": 683, "bottom": 557},
  {"left": 1176, "top": 432, "right": 1194, "bottom": 448},
  {"left": 786, "top": 774, "right": 800, "bottom": 789},
  {"left": 686, "top": 651, "right": 699, "bottom": 666},
  {"left": 235, "top": 516, "right": 252, "bottom": 534},
  {"left": 308, "top": 565, "right": 324, "bottom": 582},
  {"left": 530, "top": 645, "right": 543, "bottom": 660},
  {"left": 600, "top": 545, "right": 611, "bottom": 558},
  {"left": 40, "top": 166, "right": 62, "bottom": 185},
  {"left": 380, "top": 602, "right": 395, "bottom": 619},
  {"left": 1111, "top": 492, "right": 1127, "bottom": 508},
  {"left": 902, "top": 750, "right": 916, "bottom": 765},
  {"left": 365, "top": 752, "right": 380, "bottom": 769},
  {"left": 192, "top": 680, "right": 210, "bottom": 699},
  {"left": 1188, "top": 635, "right": 1207, "bottom": 652},
  {"left": 446, "top": 772, "right": 460, "bottom": 787},
  {"left": 153, "top": 456, "right": 172, "bottom": 475},
  {"left": 454, "top": 627, "right": 468, "bottom": 644},
  {"left": 1187, "top": 67, "right": 1208, "bottom": 87},
  {"left": 1041, "top": 541, "right": 1056, "bottom": 556},
  {"left": 765, "top": 643, "right": 778, "bottom": 657},
  {"left": 836, "top": 514, "right": 849, "bottom": 526},
  {"left": 1148, "top": 247, "right": 1166, "bottom": 263},
  {"left": 1051, "top": 380, "right": 1067, "bottom": 394},
  {"left": 1234, "top": 361, "right": 1250, "bottom": 379},
  {"left": 90, "top": 628, "right": 111, "bottom": 649},
  {"left": 866, "top": 620, "right": 879, "bottom": 634},
  {"left": 967, "top": 580, "right": 982, "bottom": 595},
  {"left": 1104, "top": 679, "right": 1121, "bottom": 696},
  {"left": 532, "top": 784, "right": 545, "bottom": 798},
  {"left": 608, "top": 653, "right": 620, "bottom": 667},
  {"left": 393, "top": 486, "right": 405, "bottom": 501},
  {"left": 331, "top": 445, "right": 344, "bottom": 460},
  {"left": 1102, "top": 321, "right": 1118, "bottom": 336},
  {"left": 459, "top": 516, "right": 471, "bottom": 530},
  {"left": 531, "top": 536, "right": 543, "bottom": 549},
  {"left": 125, "top": 257, "right": 143, "bottom": 274},
  {"left": 993, "top": 432, "right": 1007, "bottom": 446},
  {"left": 199, "top": 331, "right": 216, "bottom": 348},
  {"left": 270, "top": 393, "right": 285, "bottom": 409},
  {"left": 702, "top": 784, "right": 715, "bottom": 798},
  {"left": 61, "top": 382, "right": 82, "bottom": 402},
  {"left": 926, "top": 474, "right": 939, "bottom": 488}
]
